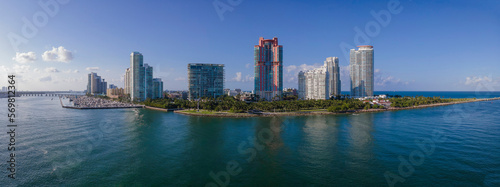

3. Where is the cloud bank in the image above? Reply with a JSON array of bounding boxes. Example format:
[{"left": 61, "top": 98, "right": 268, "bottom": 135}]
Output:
[
  {"left": 12, "top": 52, "right": 37, "bottom": 63},
  {"left": 86, "top": 67, "right": 100, "bottom": 71},
  {"left": 465, "top": 76, "right": 493, "bottom": 86},
  {"left": 42, "top": 46, "right": 73, "bottom": 62},
  {"left": 45, "top": 67, "right": 60, "bottom": 73}
]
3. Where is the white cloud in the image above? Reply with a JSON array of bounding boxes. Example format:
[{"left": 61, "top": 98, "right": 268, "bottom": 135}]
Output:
[
  {"left": 377, "top": 76, "right": 402, "bottom": 86},
  {"left": 245, "top": 74, "right": 254, "bottom": 82},
  {"left": 39, "top": 76, "right": 52, "bottom": 82},
  {"left": 33, "top": 68, "right": 40, "bottom": 73},
  {"left": 42, "top": 46, "right": 73, "bottom": 62},
  {"left": 45, "top": 67, "right": 60, "bottom": 73},
  {"left": 230, "top": 72, "right": 253, "bottom": 82},
  {"left": 465, "top": 76, "right": 493, "bottom": 86},
  {"left": 286, "top": 65, "right": 297, "bottom": 73},
  {"left": 175, "top": 77, "right": 186, "bottom": 81},
  {"left": 13, "top": 64, "right": 31, "bottom": 74},
  {"left": 283, "top": 63, "right": 323, "bottom": 83},
  {"left": 62, "top": 69, "right": 79, "bottom": 74},
  {"left": 0, "top": 65, "right": 8, "bottom": 72},
  {"left": 246, "top": 63, "right": 251, "bottom": 69},
  {"left": 12, "top": 52, "right": 36, "bottom": 63},
  {"left": 232, "top": 72, "right": 242, "bottom": 82},
  {"left": 298, "top": 64, "right": 323, "bottom": 71},
  {"left": 374, "top": 69, "right": 411, "bottom": 88},
  {"left": 61, "top": 77, "right": 85, "bottom": 83},
  {"left": 86, "top": 67, "right": 100, "bottom": 71}
]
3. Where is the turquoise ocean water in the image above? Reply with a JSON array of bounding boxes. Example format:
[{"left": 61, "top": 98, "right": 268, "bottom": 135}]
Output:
[{"left": 0, "top": 92, "right": 499, "bottom": 186}]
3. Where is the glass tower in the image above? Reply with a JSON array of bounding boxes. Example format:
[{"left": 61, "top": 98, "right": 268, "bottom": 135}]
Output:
[
  {"left": 130, "top": 52, "right": 145, "bottom": 101},
  {"left": 350, "top": 46, "right": 374, "bottom": 98},
  {"left": 153, "top": 78, "right": 163, "bottom": 99},
  {"left": 325, "top": 57, "right": 341, "bottom": 97},
  {"left": 144, "top": 64, "right": 153, "bottom": 100},
  {"left": 129, "top": 52, "right": 155, "bottom": 101},
  {"left": 187, "top": 63, "right": 225, "bottom": 100}
]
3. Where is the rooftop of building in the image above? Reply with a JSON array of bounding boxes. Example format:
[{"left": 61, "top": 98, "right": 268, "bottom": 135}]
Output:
[
  {"left": 187, "top": 63, "right": 224, "bottom": 66},
  {"left": 357, "top": 45, "right": 374, "bottom": 48}
]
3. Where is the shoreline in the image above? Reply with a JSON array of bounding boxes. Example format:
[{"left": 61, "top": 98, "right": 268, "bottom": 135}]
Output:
[
  {"left": 63, "top": 105, "right": 144, "bottom": 109},
  {"left": 163, "top": 97, "right": 500, "bottom": 118}
]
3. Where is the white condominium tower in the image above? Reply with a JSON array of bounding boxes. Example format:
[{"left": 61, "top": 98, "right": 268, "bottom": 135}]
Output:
[
  {"left": 350, "top": 45, "right": 374, "bottom": 98},
  {"left": 129, "top": 52, "right": 146, "bottom": 101},
  {"left": 125, "top": 52, "right": 163, "bottom": 101},
  {"left": 86, "top": 72, "right": 107, "bottom": 95},
  {"left": 325, "top": 57, "right": 341, "bottom": 97},
  {"left": 298, "top": 57, "right": 341, "bottom": 100}
]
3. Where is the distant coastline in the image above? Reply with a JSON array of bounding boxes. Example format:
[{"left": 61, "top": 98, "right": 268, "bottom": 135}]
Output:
[{"left": 165, "top": 97, "right": 500, "bottom": 118}]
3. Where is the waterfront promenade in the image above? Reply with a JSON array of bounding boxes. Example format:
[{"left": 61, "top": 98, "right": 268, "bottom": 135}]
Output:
[{"left": 61, "top": 96, "right": 143, "bottom": 109}]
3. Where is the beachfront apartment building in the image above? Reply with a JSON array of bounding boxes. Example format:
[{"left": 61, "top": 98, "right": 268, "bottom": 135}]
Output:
[
  {"left": 125, "top": 52, "right": 163, "bottom": 101},
  {"left": 254, "top": 37, "right": 283, "bottom": 101},
  {"left": 153, "top": 78, "right": 164, "bottom": 99},
  {"left": 326, "top": 57, "right": 341, "bottom": 97},
  {"left": 298, "top": 57, "right": 341, "bottom": 100},
  {"left": 350, "top": 45, "right": 374, "bottom": 98},
  {"left": 188, "top": 63, "right": 225, "bottom": 100},
  {"left": 87, "top": 72, "right": 107, "bottom": 95}
]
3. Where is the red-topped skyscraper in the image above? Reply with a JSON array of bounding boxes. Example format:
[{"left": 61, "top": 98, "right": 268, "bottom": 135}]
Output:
[{"left": 254, "top": 37, "right": 283, "bottom": 101}]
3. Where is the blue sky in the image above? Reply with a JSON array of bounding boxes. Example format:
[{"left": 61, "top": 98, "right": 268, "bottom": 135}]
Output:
[{"left": 1, "top": 0, "right": 499, "bottom": 91}]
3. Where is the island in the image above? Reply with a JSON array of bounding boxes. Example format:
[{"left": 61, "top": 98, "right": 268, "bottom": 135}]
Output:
[{"left": 141, "top": 96, "right": 500, "bottom": 117}]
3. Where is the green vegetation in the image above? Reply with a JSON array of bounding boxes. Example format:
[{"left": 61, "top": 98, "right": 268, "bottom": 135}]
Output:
[
  {"left": 140, "top": 95, "right": 478, "bottom": 114},
  {"left": 388, "top": 96, "right": 473, "bottom": 108},
  {"left": 143, "top": 95, "right": 375, "bottom": 113}
]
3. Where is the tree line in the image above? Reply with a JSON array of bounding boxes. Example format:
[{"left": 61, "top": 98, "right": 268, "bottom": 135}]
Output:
[
  {"left": 131, "top": 94, "right": 472, "bottom": 113},
  {"left": 142, "top": 95, "right": 388, "bottom": 113}
]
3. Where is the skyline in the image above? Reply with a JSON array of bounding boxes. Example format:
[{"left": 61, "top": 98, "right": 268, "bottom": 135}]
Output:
[{"left": 1, "top": 0, "right": 499, "bottom": 92}]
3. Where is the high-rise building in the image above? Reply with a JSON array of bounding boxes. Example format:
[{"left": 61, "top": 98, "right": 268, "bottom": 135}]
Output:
[
  {"left": 298, "top": 71, "right": 306, "bottom": 99},
  {"left": 188, "top": 63, "right": 224, "bottom": 100},
  {"left": 153, "top": 78, "right": 164, "bottom": 99},
  {"left": 127, "top": 52, "right": 157, "bottom": 101},
  {"left": 124, "top": 68, "right": 131, "bottom": 95},
  {"left": 254, "top": 37, "right": 283, "bottom": 101},
  {"left": 130, "top": 52, "right": 145, "bottom": 101},
  {"left": 87, "top": 72, "right": 107, "bottom": 95},
  {"left": 298, "top": 57, "right": 341, "bottom": 100},
  {"left": 144, "top": 64, "right": 154, "bottom": 99},
  {"left": 109, "top": 84, "right": 117, "bottom": 89},
  {"left": 325, "top": 57, "right": 341, "bottom": 97},
  {"left": 298, "top": 67, "right": 328, "bottom": 100},
  {"left": 350, "top": 45, "right": 374, "bottom": 98}
]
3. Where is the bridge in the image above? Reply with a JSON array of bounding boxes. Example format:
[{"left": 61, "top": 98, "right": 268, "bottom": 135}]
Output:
[{"left": 0, "top": 91, "right": 85, "bottom": 98}]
